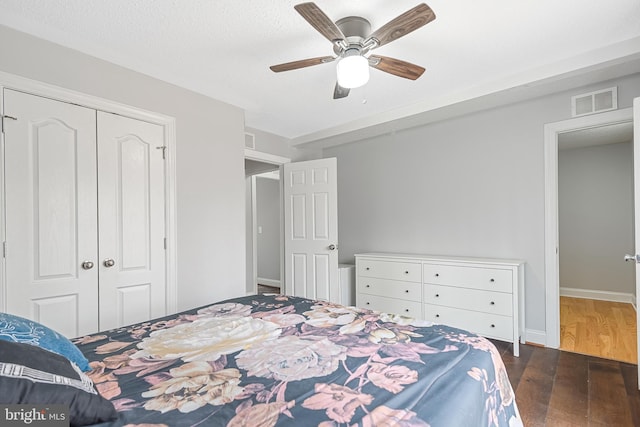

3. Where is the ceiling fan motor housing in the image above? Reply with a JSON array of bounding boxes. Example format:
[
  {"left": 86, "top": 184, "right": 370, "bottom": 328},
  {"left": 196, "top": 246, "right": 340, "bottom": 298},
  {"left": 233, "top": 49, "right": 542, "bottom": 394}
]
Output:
[
  {"left": 335, "top": 16, "right": 371, "bottom": 39},
  {"left": 333, "top": 16, "right": 371, "bottom": 56}
]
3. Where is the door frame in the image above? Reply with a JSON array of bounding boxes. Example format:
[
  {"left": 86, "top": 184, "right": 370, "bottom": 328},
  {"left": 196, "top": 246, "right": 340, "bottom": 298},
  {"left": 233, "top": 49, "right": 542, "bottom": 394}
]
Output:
[
  {"left": 544, "top": 107, "right": 633, "bottom": 348},
  {"left": 0, "top": 70, "right": 178, "bottom": 314},
  {"left": 244, "top": 149, "right": 290, "bottom": 294}
]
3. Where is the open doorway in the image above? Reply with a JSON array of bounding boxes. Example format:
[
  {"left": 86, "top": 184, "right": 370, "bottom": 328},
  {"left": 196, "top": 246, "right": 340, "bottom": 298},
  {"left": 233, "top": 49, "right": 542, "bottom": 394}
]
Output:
[
  {"left": 557, "top": 122, "right": 636, "bottom": 363},
  {"left": 245, "top": 151, "right": 290, "bottom": 295},
  {"left": 544, "top": 107, "right": 636, "bottom": 361},
  {"left": 253, "top": 171, "right": 281, "bottom": 294}
]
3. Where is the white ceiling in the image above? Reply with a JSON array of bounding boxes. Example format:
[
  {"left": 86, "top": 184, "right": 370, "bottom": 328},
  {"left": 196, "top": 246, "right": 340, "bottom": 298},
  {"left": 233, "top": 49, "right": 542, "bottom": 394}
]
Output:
[
  {"left": 1, "top": 0, "right": 639, "bottom": 147},
  {"left": 558, "top": 121, "right": 633, "bottom": 151}
]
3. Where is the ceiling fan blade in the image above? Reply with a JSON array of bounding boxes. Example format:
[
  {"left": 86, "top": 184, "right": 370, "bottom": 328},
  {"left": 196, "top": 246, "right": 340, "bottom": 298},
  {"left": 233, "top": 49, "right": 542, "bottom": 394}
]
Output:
[
  {"left": 367, "top": 3, "right": 436, "bottom": 48},
  {"left": 369, "top": 55, "right": 425, "bottom": 80},
  {"left": 270, "top": 56, "right": 335, "bottom": 72},
  {"left": 333, "top": 82, "right": 350, "bottom": 99},
  {"left": 294, "top": 2, "right": 346, "bottom": 43}
]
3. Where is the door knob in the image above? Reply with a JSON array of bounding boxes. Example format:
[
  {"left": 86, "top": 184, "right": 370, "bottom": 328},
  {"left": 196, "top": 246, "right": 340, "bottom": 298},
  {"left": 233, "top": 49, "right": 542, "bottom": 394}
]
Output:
[
  {"left": 81, "top": 261, "right": 94, "bottom": 270},
  {"left": 624, "top": 254, "right": 640, "bottom": 263},
  {"left": 328, "top": 244, "right": 338, "bottom": 250},
  {"left": 103, "top": 259, "right": 115, "bottom": 267}
]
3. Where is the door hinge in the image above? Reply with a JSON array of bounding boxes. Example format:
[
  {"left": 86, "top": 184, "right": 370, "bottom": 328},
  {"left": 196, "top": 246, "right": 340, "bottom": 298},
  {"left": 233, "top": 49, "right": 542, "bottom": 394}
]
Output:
[
  {"left": 1, "top": 114, "right": 18, "bottom": 134},
  {"left": 2, "top": 241, "right": 6, "bottom": 258},
  {"left": 156, "top": 146, "right": 167, "bottom": 160},
  {"left": 164, "top": 238, "right": 167, "bottom": 250}
]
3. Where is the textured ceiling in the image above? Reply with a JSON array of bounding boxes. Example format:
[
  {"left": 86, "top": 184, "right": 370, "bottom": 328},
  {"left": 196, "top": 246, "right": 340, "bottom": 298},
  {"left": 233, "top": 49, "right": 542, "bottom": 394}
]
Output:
[
  {"left": 1, "top": 0, "right": 639, "bottom": 146},
  {"left": 559, "top": 121, "right": 633, "bottom": 151}
]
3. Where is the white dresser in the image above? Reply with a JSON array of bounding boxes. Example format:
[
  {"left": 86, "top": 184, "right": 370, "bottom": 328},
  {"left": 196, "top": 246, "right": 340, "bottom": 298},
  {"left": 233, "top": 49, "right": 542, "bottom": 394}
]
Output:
[{"left": 355, "top": 253, "right": 525, "bottom": 356}]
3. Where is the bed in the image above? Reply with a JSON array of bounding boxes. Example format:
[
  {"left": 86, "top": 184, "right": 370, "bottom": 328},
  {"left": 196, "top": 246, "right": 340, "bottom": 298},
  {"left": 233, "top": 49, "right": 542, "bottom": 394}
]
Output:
[{"left": 2, "top": 294, "right": 522, "bottom": 426}]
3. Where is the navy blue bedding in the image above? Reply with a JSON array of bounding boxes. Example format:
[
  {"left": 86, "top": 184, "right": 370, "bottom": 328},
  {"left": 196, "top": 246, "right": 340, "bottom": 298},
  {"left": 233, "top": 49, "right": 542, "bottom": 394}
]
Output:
[{"left": 75, "top": 294, "right": 522, "bottom": 426}]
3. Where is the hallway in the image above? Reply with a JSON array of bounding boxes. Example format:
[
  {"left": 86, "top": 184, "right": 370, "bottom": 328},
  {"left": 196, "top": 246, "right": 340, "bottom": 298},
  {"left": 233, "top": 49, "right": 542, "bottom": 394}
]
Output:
[{"left": 560, "top": 296, "right": 637, "bottom": 364}]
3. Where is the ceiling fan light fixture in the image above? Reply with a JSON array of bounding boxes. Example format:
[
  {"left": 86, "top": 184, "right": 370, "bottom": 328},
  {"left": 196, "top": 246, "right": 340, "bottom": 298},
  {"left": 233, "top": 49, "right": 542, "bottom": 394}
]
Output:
[{"left": 336, "top": 54, "right": 369, "bottom": 89}]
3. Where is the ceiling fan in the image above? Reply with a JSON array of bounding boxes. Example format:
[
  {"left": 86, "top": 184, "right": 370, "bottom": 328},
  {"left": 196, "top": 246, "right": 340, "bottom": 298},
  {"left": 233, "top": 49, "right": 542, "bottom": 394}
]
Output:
[{"left": 270, "top": 2, "right": 436, "bottom": 99}]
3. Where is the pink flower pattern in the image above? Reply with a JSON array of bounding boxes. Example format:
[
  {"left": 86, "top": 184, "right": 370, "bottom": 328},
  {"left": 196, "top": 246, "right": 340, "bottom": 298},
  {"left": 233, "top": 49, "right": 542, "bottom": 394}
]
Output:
[{"left": 302, "top": 383, "right": 373, "bottom": 423}]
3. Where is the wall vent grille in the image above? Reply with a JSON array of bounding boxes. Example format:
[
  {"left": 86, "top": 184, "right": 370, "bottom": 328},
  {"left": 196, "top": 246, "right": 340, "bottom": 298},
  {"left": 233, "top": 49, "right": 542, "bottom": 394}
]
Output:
[
  {"left": 571, "top": 87, "right": 617, "bottom": 117},
  {"left": 245, "top": 132, "right": 256, "bottom": 149}
]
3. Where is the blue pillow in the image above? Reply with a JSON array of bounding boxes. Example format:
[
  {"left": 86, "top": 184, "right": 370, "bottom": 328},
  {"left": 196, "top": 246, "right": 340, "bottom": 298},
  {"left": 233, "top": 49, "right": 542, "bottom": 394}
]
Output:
[{"left": 0, "top": 312, "right": 91, "bottom": 372}]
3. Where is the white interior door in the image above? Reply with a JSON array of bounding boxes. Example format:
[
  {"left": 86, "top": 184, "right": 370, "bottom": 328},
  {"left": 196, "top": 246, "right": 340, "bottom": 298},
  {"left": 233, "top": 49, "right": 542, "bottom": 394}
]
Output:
[
  {"left": 3, "top": 89, "right": 99, "bottom": 337},
  {"left": 283, "top": 158, "right": 338, "bottom": 302},
  {"left": 634, "top": 96, "right": 640, "bottom": 389},
  {"left": 97, "top": 112, "right": 166, "bottom": 330}
]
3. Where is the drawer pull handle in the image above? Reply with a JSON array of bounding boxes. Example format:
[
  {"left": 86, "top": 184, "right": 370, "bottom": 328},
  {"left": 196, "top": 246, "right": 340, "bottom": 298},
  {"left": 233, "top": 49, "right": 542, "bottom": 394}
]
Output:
[
  {"left": 405, "top": 309, "right": 409, "bottom": 312},
  {"left": 490, "top": 278, "right": 495, "bottom": 283},
  {"left": 404, "top": 270, "right": 409, "bottom": 274},
  {"left": 435, "top": 294, "right": 440, "bottom": 297},
  {"left": 435, "top": 314, "right": 440, "bottom": 318},
  {"left": 490, "top": 324, "right": 495, "bottom": 328},
  {"left": 405, "top": 289, "right": 409, "bottom": 293},
  {"left": 490, "top": 301, "right": 495, "bottom": 305},
  {"left": 365, "top": 267, "right": 370, "bottom": 271},
  {"left": 366, "top": 285, "right": 370, "bottom": 288},
  {"left": 435, "top": 273, "right": 440, "bottom": 277},
  {"left": 366, "top": 302, "right": 370, "bottom": 305}
]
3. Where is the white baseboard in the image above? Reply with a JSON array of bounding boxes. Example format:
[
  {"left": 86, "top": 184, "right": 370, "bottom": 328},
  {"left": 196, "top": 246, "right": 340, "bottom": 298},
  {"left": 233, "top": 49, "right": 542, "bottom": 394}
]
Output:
[
  {"left": 524, "top": 329, "right": 546, "bottom": 347},
  {"left": 560, "top": 287, "right": 635, "bottom": 305},
  {"left": 257, "top": 277, "right": 281, "bottom": 288}
]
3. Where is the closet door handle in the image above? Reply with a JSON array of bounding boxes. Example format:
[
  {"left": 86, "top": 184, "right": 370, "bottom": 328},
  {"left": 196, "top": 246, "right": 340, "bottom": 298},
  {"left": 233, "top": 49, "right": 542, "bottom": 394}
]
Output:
[
  {"left": 81, "top": 261, "right": 94, "bottom": 270},
  {"left": 103, "top": 259, "right": 115, "bottom": 268}
]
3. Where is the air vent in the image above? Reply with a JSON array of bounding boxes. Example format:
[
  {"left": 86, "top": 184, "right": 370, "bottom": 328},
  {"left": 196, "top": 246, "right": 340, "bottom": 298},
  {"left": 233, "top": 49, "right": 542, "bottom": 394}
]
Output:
[
  {"left": 571, "top": 87, "right": 617, "bottom": 117},
  {"left": 245, "top": 132, "right": 255, "bottom": 149}
]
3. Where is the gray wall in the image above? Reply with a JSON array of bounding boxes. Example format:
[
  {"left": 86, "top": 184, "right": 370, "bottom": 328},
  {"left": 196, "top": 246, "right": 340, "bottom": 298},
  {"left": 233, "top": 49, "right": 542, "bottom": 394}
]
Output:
[
  {"left": 256, "top": 177, "right": 281, "bottom": 282},
  {"left": 324, "top": 72, "right": 640, "bottom": 337},
  {"left": 558, "top": 142, "right": 634, "bottom": 295},
  {"left": 245, "top": 127, "right": 292, "bottom": 159},
  {"left": 0, "top": 25, "right": 247, "bottom": 312}
]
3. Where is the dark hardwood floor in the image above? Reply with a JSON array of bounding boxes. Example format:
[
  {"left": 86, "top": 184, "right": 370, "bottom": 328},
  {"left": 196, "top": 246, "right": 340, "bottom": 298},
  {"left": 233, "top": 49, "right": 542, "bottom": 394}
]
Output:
[{"left": 490, "top": 340, "right": 640, "bottom": 426}]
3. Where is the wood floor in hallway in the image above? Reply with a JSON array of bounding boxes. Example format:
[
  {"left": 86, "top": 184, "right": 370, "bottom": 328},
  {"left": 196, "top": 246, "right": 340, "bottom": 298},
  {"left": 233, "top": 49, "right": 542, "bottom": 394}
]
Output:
[{"left": 560, "top": 296, "right": 637, "bottom": 364}]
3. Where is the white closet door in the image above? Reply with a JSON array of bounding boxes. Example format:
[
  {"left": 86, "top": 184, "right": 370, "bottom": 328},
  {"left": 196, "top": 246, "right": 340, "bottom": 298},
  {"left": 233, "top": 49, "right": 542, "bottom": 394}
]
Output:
[
  {"left": 97, "top": 112, "right": 166, "bottom": 330},
  {"left": 3, "top": 89, "right": 99, "bottom": 337}
]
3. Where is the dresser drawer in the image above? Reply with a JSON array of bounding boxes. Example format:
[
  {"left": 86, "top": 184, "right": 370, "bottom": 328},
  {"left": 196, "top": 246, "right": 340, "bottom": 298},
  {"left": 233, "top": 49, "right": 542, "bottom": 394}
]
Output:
[
  {"left": 358, "top": 259, "right": 421, "bottom": 282},
  {"left": 358, "top": 277, "right": 422, "bottom": 301},
  {"left": 422, "top": 263, "right": 512, "bottom": 293},
  {"left": 357, "top": 293, "right": 422, "bottom": 318},
  {"left": 423, "top": 304, "right": 513, "bottom": 341},
  {"left": 424, "top": 284, "right": 512, "bottom": 317}
]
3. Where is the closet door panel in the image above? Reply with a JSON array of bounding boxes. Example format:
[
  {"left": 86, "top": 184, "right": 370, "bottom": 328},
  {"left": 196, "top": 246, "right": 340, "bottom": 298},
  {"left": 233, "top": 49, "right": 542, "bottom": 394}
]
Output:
[
  {"left": 120, "top": 138, "right": 150, "bottom": 269},
  {"left": 97, "top": 112, "right": 166, "bottom": 330},
  {"left": 3, "top": 89, "right": 99, "bottom": 337}
]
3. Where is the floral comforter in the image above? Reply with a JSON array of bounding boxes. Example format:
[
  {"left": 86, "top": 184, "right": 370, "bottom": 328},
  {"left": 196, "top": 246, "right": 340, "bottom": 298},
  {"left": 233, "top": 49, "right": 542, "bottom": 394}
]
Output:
[{"left": 75, "top": 294, "right": 523, "bottom": 427}]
